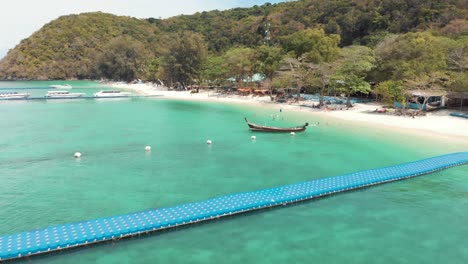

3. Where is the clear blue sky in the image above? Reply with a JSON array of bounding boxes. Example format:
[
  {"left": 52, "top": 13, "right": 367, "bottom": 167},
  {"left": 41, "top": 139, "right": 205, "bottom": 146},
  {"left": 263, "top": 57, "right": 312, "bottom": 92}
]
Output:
[{"left": 0, "top": 0, "right": 287, "bottom": 58}]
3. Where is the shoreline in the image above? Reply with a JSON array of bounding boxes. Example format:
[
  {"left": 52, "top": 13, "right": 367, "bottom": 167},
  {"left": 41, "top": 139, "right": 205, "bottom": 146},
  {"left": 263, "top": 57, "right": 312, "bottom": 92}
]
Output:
[{"left": 109, "top": 82, "right": 468, "bottom": 142}]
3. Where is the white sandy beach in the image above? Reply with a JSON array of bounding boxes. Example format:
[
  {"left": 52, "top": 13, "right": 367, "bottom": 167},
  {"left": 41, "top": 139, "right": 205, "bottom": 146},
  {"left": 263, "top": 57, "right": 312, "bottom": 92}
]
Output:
[{"left": 110, "top": 82, "right": 468, "bottom": 140}]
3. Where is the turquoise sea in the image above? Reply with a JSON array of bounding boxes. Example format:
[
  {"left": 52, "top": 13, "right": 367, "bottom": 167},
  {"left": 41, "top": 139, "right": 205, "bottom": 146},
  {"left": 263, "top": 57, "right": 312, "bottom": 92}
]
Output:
[
  {"left": 0, "top": 81, "right": 467, "bottom": 263},
  {"left": 0, "top": 80, "right": 110, "bottom": 97}
]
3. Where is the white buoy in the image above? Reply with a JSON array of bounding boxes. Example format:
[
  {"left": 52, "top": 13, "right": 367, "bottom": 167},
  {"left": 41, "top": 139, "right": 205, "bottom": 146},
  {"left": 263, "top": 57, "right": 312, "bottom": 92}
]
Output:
[
  {"left": 74, "top": 152, "right": 82, "bottom": 158},
  {"left": 145, "top": 146, "right": 151, "bottom": 151},
  {"left": 206, "top": 140, "right": 212, "bottom": 145},
  {"left": 251, "top": 136, "right": 256, "bottom": 140},
  {"left": 290, "top": 132, "right": 295, "bottom": 136}
]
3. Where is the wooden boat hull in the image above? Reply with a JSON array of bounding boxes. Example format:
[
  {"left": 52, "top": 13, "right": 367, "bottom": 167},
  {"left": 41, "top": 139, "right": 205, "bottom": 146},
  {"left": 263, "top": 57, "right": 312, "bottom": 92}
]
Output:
[{"left": 244, "top": 118, "right": 308, "bottom": 132}]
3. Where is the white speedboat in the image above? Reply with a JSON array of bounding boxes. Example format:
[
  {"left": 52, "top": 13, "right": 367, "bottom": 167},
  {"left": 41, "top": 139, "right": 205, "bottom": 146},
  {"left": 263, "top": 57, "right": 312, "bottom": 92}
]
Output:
[
  {"left": 94, "top": 90, "right": 132, "bottom": 98},
  {"left": 49, "top": 84, "right": 72, "bottom": 89},
  {"left": 0, "top": 92, "right": 31, "bottom": 100},
  {"left": 45, "top": 91, "right": 85, "bottom": 98}
]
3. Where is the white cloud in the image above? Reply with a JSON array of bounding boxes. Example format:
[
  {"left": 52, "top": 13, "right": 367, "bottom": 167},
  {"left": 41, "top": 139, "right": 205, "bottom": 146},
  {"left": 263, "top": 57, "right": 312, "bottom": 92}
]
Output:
[{"left": 0, "top": 0, "right": 285, "bottom": 58}]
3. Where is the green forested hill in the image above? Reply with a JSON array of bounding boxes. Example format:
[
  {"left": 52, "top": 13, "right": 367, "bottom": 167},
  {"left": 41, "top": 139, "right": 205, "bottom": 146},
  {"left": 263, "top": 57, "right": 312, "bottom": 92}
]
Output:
[
  {"left": 0, "top": 0, "right": 466, "bottom": 81},
  {"left": 0, "top": 12, "right": 159, "bottom": 80},
  {"left": 156, "top": 0, "right": 467, "bottom": 50}
]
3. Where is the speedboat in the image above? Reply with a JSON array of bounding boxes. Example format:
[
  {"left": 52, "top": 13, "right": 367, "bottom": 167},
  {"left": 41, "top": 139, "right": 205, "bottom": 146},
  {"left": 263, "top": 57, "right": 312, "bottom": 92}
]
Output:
[
  {"left": 0, "top": 92, "right": 31, "bottom": 100},
  {"left": 45, "top": 91, "right": 85, "bottom": 98},
  {"left": 49, "top": 84, "right": 72, "bottom": 89},
  {"left": 94, "top": 90, "right": 132, "bottom": 98}
]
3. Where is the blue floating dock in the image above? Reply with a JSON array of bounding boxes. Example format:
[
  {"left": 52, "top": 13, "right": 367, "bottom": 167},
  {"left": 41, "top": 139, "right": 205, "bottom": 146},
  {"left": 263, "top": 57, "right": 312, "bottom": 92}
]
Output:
[{"left": 1, "top": 152, "right": 467, "bottom": 261}]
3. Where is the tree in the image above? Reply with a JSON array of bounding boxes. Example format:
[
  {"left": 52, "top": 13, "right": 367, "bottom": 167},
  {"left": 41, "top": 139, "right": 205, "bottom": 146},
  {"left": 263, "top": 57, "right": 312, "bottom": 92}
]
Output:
[
  {"left": 282, "top": 28, "right": 340, "bottom": 63},
  {"left": 223, "top": 47, "right": 257, "bottom": 88},
  {"left": 279, "top": 29, "right": 341, "bottom": 103},
  {"left": 440, "top": 19, "right": 468, "bottom": 38},
  {"left": 201, "top": 55, "right": 230, "bottom": 87},
  {"left": 447, "top": 38, "right": 468, "bottom": 73},
  {"left": 159, "top": 31, "right": 208, "bottom": 88},
  {"left": 374, "top": 80, "right": 408, "bottom": 107},
  {"left": 374, "top": 32, "right": 452, "bottom": 83},
  {"left": 445, "top": 38, "right": 468, "bottom": 111},
  {"left": 447, "top": 72, "right": 468, "bottom": 111},
  {"left": 333, "top": 45, "right": 376, "bottom": 107},
  {"left": 331, "top": 75, "right": 371, "bottom": 106},
  {"left": 146, "top": 58, "right": 161, "bottom": 82},
  {"left": 311, "top": 62, "right": 340, "bottom": 106},
  {"left": 254, "top": 45, "right": 284, "bottom": 99},
  {"left": 95, "top": 36, "right": 149, "bottom": 82},
  {"left": 255, "top": 45, "right": 284, "bottom": 79},
  {"left": 271, "top": 73, "right": 295, "bottom": 89}
]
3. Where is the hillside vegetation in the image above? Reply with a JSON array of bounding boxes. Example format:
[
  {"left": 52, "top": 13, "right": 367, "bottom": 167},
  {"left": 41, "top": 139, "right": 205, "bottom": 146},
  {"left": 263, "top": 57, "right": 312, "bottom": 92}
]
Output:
[
  {"left": 156, "top": 0, "right": 467, "bottom": 49},
  {"left": 0, "top": 12, "right": 159, "bottom": 80},
  {"left": 0, "top": 0, "right": 466, "bottom": 104}
]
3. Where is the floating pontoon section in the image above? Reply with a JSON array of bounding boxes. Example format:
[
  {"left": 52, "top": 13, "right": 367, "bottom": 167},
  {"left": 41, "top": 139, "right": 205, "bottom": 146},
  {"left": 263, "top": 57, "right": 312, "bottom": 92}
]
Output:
[{"left": 1, "top": 152, "right": 467, "bottom": 261}]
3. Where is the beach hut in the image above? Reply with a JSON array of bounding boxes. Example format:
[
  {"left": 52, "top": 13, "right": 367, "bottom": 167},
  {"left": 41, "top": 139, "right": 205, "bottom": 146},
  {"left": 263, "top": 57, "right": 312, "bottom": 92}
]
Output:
[
  {"left": 447, "top": 92, "right": 468, "bottom": 111},
  {"left": 395, "top": 90, "right": 447, "bottom": 111}
]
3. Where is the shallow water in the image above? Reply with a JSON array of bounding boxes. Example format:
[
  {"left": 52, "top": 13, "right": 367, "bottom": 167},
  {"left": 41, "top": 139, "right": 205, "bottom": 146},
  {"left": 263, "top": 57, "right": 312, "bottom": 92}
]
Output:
[{"left": 0, "top": 81, "right": 467, "bottom": 263}]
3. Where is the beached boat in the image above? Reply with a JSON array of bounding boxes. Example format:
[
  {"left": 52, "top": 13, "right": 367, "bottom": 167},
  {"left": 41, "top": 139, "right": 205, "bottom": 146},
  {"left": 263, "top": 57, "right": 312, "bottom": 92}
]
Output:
[
  {"left": 0, "top": 92, "right": 31, "bottom": 100},
  {"left": 244, "top": 117, "right": 308, "bottom": 132},
  {"left": 49, "top": 84, "right": 72, "bottom": 89},
  {"left": 45, "top": 91, "right": 85, "bottom": 98},
  {"left": 94, "top": 90, "right": 132, "bottom": 98},
  {"left": 450, "top": 112, "right": 468, "bottom": 119}
]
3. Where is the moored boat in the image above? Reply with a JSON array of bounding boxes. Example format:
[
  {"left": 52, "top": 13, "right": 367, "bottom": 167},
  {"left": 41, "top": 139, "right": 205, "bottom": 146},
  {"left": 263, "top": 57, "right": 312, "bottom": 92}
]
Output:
[
  {"left": 450, "top": 112, "right": 468, "bottom": 119},
  {"left": 244, "top": 117, "right": 308, "bottom": 132},
  {"left": 94, "top": 90, "right": 132, "bottom": 98},
  {"left": 0, "top": 92, "right": 31, "bottom": 100},
  {"left": 49, "top": 84, "right": 72, "bottom": 89},
  {"left": 45, "top": 91, "right": 85, "bottom": 98}
]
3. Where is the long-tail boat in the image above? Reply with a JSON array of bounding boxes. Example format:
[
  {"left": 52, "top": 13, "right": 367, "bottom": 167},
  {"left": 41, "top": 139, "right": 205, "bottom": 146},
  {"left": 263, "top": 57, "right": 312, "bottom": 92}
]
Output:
[{"left": 244, "top": 117, "right": 308, "bottom": 132}]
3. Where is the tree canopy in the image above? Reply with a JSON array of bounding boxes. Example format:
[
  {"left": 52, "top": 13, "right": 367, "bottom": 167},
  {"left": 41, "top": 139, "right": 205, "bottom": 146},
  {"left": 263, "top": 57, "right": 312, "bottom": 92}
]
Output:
[
  {"left": 332, "top": 46, "right": 376, "bottom": 106},
  {"left": 95, "top": 36, "right": 149, "bottom": 82},
  {"left": 281, "top": 28, "right": 340, "bottom": 63},
  {"left": 158, "top": 31, "right": 208, "bottom": 87},
  {"left": 223, "top": 47, "right": 257, "bottom": 87}
]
